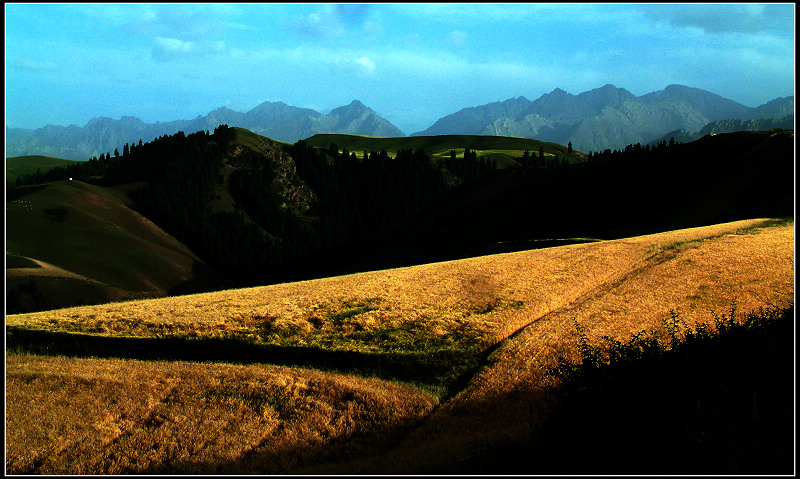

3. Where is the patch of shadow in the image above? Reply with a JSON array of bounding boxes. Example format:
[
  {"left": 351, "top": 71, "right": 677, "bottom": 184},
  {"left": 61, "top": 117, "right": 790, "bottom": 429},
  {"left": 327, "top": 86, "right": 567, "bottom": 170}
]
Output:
[
  {"left": 6, "top": 326, "right": 483, "bottom": 392},
  {"left": 42, "top": 206, "right": 69, "bottom": 222},
  {"left": 488, "top": 238, "right": 601, "bottom": 253},
  {"left": 167, "top": 261, "right": 235, "bottom": 296},
  {"left": 6, "top": 184, "right": 47, "bottom": 202},
  {"left": 6, "top": 253, "right": 41, "bottom": 269}
]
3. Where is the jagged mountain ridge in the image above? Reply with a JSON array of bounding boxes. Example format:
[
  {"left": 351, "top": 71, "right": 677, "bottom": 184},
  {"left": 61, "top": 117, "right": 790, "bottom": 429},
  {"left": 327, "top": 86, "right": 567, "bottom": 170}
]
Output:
[
  {"left": 6, "top": 85, "right": 794, "bottom": 161},
  {"left": 6, "top": 100, "right": 404, "bottom": 161},
  {"left": 413, "top": 84, "right": 794, "bottom": 153}
]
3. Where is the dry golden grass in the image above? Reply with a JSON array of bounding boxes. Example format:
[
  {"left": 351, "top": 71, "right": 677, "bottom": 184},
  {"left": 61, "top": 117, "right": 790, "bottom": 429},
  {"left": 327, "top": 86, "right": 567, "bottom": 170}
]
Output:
[
  {"left": 6, "top": 218, "right": 794, "bottom": 474},
  {"left": 5, "top": 354, "right": 435, "bottom": 474},
  {"left": 299, "top": 219, "right": 795, "bottom": 473}
]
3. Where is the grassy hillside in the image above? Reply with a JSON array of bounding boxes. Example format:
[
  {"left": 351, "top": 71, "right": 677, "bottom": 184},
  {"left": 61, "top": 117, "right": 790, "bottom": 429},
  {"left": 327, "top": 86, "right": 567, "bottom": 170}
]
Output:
[
  {"left": 303, "top": 133, "right": 585, "bottom": 167},
  {"left": 6, "top": 155, "right": 79, "bottom": 184},
  {"left": 6, "top": 180, "right": 228, "bottom": 313},
  {"left": 6, "top": 218, "right": 794, "bottom": 474}
]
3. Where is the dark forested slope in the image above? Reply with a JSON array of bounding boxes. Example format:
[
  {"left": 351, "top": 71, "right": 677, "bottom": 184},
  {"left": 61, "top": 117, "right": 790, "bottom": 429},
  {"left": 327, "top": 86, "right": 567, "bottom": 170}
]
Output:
[{"left": 10, "top": 126, "right": 794, "bottom": 306}]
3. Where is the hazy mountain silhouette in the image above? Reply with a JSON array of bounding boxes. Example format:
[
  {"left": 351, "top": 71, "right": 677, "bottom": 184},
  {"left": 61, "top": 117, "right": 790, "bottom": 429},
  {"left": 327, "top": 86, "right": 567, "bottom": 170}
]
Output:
[
  {"left": 5, "top": 85, "right": 793, "bottom": 161},
  {"left": 6, "top": 101, "right": 405, "bottom": 161},
  {"left": 412, "top": 84, "right": 793, "bottom": 153}
]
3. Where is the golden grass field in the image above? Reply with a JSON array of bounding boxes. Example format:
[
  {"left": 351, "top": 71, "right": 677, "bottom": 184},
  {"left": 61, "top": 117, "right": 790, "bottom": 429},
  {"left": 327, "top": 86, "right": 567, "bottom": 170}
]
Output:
[{"left": 6, "top": 218, "right": 794, "bottom": 474}]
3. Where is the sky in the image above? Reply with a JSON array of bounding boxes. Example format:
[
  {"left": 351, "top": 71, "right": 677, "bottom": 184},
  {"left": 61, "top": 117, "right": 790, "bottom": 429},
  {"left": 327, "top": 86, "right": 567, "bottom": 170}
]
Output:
[{"left": 5, "top": 3, "right": 796, "bottom": 135}]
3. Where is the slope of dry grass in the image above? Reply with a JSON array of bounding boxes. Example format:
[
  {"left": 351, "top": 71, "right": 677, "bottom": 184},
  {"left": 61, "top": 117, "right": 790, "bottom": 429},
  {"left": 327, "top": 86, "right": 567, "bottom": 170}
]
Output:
[
  {"left": 5, "top": 355, "right": 436, "bottom": 474},
  {"left": 299, "top": 218, "right": 794, "bottom": 473},
  {"left": 6, "top": 218, "right": 794, "bottom": 474}
]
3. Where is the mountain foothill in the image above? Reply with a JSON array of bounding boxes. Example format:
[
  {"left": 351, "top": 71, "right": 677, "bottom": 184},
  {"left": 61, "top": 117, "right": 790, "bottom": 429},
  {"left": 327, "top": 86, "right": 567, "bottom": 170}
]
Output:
[{"left": 5, "top": 84, "right": 793, "bottom": 161}]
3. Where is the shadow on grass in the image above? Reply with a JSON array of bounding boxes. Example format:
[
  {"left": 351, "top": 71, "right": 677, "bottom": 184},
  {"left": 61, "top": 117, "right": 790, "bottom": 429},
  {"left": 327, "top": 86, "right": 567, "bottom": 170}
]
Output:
[
  {"left": 5, "top": 327, "right": 481, "bottom": 393},
  {"left": 449, "top": 306, "right": 795, "bottom": 475}
]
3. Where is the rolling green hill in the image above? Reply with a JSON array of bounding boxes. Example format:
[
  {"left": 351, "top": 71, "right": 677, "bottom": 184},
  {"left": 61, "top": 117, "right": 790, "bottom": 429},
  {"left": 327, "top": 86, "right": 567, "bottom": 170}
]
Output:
[
  {"left": 303, "top": 133, "right": 585, "bottom": 168},
  {"left": 6, "top": 155, "right": 79, "bottom": 184},
  {"left": 6, "top": 180, "right": 229, "bottom": 313}
]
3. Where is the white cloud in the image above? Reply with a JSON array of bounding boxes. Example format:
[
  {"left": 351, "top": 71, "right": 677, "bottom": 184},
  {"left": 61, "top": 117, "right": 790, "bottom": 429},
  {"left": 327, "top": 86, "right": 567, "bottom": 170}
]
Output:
[
  {"left": 10, "top": 58, "right": 58, "bottom": 71},
  {"left": 151, "top": 36, "right": 227, "bottom": 61},
  {"left": 354, "top": 56, "right": 376, "bottom": 73},
  {"left": 293, "top": 5, "right": 344, "bottom": 37},
  {"left": 291, "top": 4, "right": 379, "bottom": 39},
  {"left": 329, "top": 56, "right": 377, "bottom": 76},
  {"left": 391, "top": 4, "right": 539, "bottom": 24},
  {"left": 448, "top": 30, "right": 468, "bottom": 48},
  {"left": 155, "top": 36, "right": 195, "bottom": 53},
  {"left": 638, "top": 4, "right": 794, "bottom": 36}
]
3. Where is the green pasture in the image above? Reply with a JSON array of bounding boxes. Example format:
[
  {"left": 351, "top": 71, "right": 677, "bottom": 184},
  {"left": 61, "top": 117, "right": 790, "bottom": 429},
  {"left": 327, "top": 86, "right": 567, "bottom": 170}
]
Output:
[{"left": 6, "top": 155, "right": 79, "bottom": 183}]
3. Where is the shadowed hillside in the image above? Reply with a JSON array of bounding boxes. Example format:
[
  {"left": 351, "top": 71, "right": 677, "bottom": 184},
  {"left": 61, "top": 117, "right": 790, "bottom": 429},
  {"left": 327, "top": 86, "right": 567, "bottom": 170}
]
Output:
[{"left": 6, "top": 180, "right": 230, "bottom": 313}]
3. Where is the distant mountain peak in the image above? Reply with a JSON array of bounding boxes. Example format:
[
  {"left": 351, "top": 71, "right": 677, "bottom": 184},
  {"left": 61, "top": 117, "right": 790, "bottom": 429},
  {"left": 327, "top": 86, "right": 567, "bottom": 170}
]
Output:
[
  {"left": 210, "top": 106, "right": 236, "bottom": 114},
  {"left": 85, "top": 116, "right": 116, "bottom": 128},
  {"left": 330, "top": 100, "right": 373, "bottom": 116},
  {"left": 593, "top": 84, "right": 623, "bottom": 93},
  {"left": 335, "top": 100, "right": 374, "bottom": 115}
]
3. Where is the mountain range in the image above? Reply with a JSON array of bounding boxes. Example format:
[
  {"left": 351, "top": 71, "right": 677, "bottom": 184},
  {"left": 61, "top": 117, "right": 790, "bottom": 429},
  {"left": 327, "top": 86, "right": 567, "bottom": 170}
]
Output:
[
  {"left": 5, "top": 84, "right": 793, "bottom": 161},
  {"left": 5, "top": 100, "right": 403, "bottom": 162},
  {"left": 411, "top": 84, "right": 793, "bottom": 153}
]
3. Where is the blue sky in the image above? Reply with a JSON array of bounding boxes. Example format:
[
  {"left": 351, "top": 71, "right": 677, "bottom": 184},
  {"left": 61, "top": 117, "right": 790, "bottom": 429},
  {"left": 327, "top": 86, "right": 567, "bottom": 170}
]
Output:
[{"left": 5, "top": 3, "right": 795, "bottom": 134}]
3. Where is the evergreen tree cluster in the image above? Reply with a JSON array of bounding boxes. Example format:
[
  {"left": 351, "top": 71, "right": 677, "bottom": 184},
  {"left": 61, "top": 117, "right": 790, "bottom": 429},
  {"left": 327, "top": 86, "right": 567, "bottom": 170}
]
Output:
[
  {"left": 12, "top": 126, "right": 500, "bottom": 288},
  {"left": 445, "top": 148, "right": 497, "bottom": 183},
  {"left": 517, "top": 146, "right": 567, "bottom": 170},
  {"left": 586, "top": 137, "right": 679, "bottom": 164},
  {"left": 288, "top": 141, "right": 452, "bottom": 274}
]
